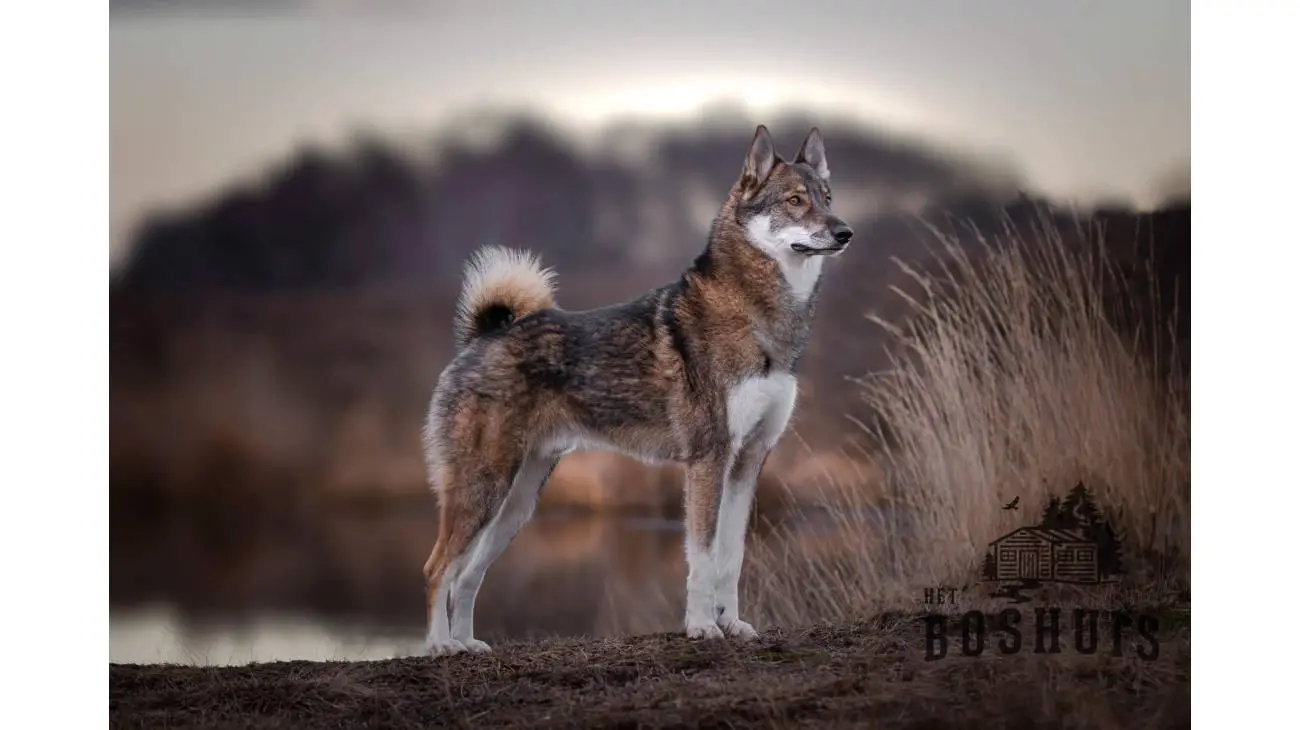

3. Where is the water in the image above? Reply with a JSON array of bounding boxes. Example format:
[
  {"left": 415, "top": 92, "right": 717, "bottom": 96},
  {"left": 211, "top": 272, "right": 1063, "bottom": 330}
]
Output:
[
  {"left": 111, "top": 505, "right": 700, "bottom": 665},
  {"left": 110, "top": 497, "right": 903, "bottom": 665},
  {"left": 110, "top": 604, "right": 428, "bottom": 665}
]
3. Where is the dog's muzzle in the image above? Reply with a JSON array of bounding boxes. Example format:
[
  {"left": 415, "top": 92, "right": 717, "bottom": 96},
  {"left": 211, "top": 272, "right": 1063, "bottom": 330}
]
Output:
[{"left": 791, "top": 222, "right": 854, "bottom": 256}]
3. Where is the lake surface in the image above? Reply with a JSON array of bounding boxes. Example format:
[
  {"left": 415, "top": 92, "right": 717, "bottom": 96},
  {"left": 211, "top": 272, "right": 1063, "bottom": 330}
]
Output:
[
  {"left": 111, "top": 604, "right": 429, "bottom": 665},
  {"left": 110, "top": 496, "right": 906, "bottom": 665},
  {"left": 112, "top": 504, "right": 700, "bottom": 665}
]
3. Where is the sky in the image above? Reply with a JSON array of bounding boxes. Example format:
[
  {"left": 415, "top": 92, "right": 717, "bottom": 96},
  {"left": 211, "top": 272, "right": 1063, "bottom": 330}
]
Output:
[{"left": 109, "top": 0, "right": 1190, "bottom": 266}]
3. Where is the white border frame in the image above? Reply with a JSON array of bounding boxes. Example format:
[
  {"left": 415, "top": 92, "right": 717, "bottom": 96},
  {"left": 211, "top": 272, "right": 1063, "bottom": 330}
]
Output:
[
  {"left": 1191, "top": 1, "right": 1298, "bottom": 726},
  {"left": 4, "top": 2, "right": 110, "bottom": 727},
  {"left": 1, "top": 1, "right": 1286, "bottom": 725}
]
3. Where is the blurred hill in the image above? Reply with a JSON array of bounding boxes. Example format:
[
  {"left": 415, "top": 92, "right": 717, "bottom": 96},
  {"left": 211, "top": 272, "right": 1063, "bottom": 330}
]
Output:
[
  {"left": 111, "top": 112, "right": 1018, "bottom": 294},
  {"left": 109, "top": 111, "right": 1189, "bottom": 512}
]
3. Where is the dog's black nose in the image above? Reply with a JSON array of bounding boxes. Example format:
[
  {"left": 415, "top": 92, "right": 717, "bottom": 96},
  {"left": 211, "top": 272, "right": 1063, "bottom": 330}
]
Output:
[{"left": 831, "top": 223, "right": 854, "bottom": 245}]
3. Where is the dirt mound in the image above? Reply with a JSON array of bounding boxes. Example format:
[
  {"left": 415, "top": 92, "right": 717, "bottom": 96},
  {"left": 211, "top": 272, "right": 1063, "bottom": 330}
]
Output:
[{"left": 110, "top": 614, "right": 1189, "bottom": 729}]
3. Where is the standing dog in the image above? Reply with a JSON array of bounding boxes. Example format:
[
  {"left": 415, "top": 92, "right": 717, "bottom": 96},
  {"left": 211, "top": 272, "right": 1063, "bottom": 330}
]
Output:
[{"left": 421, "top": 125, "right": 853, "bottom": 655}]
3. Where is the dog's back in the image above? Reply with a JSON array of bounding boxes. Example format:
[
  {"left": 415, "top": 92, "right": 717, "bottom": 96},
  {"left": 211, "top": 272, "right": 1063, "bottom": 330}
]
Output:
[{"left": 431, "top": 260, "right": 710, "bottom": 472}]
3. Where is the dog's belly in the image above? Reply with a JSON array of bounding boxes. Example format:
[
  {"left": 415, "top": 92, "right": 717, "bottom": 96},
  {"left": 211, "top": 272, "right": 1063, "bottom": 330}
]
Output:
[
  {"left": 541, "top": 429, "right": 682, "bottom": 466},
  {"left": 535, "top": 374, "right": 798, "bottom": 466}
]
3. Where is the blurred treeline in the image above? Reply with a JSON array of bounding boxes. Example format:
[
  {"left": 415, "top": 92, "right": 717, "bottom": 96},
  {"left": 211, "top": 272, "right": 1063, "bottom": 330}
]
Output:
[{"left": 109, "top": 109, "right": 1189, "bottom": 515}]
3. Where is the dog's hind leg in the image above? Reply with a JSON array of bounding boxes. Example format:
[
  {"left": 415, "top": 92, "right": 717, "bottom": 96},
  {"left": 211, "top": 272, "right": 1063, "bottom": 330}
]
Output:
[
  {"left": 422, "top": 492, "right": 475, "bottom": 657},
  {"left": 422, "top": 458, "right": 515, "bottom": 657},
  {"left": 449, "top": 454, "right": 558, "bottom": 652},
  {"left": 421, "top": 510, "right": 461, "bottom": 656},
  {"left": 683, "top": 455, "right": 731, "bottom": 639}
]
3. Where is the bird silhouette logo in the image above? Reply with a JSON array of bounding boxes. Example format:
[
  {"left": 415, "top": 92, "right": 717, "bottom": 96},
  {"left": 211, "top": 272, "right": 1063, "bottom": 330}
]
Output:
[{"left": 1002, "top": 496, "right": 1020, "bottom": 511}]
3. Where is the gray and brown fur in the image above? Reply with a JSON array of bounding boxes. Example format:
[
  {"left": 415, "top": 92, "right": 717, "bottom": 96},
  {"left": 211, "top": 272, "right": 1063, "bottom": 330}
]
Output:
[{"left": 421, "top": 125, "right": 854, "bottom": 655}]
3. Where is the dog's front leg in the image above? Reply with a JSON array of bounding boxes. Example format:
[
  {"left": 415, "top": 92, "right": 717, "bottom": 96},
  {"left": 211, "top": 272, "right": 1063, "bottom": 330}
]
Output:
[
  {"left": 683, "top": 457, "right": 729, "bottom": 639},
  {"left": 712, "top": 443, "right": 767, "bottom": 639}
]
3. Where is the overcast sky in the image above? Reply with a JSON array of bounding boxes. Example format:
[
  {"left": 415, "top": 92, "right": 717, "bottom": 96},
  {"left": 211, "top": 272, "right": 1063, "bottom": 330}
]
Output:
[{"left": 110, "top": 0, "right": 1189, "bottom": 265}]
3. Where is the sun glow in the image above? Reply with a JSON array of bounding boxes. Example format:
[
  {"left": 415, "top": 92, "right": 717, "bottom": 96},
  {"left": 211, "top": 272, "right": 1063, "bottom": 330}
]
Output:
[{"left": 544, "top": 75, "right": 937, "bottom": 137}]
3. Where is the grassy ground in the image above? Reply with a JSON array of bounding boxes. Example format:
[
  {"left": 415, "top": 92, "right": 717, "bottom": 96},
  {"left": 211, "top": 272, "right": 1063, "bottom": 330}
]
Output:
[{"left": 110, "top": 612, "right": 1189, "bottom": 730}]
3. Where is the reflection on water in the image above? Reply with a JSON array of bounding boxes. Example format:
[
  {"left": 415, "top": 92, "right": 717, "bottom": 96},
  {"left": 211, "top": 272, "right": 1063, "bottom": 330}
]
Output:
[
  {"left": 111, "top": 498, "right": 706, "bottom": 665},
  {"left": 111, "top": 604, "right": 427, "bottom": 665},
  {"left": 111, "top": 496, "right": 902, "bottom": 666}
]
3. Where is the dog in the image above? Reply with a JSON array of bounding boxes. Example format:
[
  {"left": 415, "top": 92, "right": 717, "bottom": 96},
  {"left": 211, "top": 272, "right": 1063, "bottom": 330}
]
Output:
[{"left": 420, "top": 125, "right": 854, "bottom": 656}]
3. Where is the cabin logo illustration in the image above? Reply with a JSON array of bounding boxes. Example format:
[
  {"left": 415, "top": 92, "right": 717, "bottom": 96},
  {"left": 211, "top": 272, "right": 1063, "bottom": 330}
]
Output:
[{"left": 981, "top": 481, "right": 1125, "bottom": 602}]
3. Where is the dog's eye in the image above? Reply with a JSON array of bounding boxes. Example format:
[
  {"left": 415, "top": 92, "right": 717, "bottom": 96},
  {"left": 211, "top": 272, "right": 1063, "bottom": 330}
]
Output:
[
  {"left": 788, "top": 195, "right": 803, "bottom": 206},
  {"left": 825, "top": 192, "right": 832, "bottom": 203}
]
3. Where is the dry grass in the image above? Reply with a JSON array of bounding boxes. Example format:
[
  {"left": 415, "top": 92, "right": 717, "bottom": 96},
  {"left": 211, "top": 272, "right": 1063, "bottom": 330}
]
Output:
[{"left": 747, "top": 210, "right": 1190, "bottom": 627}]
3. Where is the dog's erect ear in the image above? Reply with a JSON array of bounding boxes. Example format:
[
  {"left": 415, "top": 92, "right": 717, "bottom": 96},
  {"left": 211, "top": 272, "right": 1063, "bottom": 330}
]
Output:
[
  {"left": 739, "top": 124, "right": 777, "bottom": 197},
  {"left": 795, "top": 127, "right": 830, "bottom": 181}
]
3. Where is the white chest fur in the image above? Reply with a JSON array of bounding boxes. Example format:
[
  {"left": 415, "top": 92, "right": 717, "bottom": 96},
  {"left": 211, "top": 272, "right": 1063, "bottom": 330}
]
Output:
[{"left": 725, "top": 373, "right": 799, "bottom": 452}]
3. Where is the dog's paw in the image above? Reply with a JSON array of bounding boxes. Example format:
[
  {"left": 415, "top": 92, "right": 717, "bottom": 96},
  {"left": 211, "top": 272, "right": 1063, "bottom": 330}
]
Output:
[
  {"left": 686, "top": 621, "right": 726, "bottom": 640},
  {"left": 719, "top": 618, "right": 758, "bottom": 640},
  {"left": 424, "top": 639, "right": 467, "bottom": 657},
  {"left": 461, "top": 638, "right": 493, "bottom": 654}
]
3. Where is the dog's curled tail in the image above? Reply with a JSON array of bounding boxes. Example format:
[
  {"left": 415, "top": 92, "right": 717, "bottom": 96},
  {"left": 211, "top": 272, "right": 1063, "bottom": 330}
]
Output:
[{"left": 453, "top": 245, "right": 557, "bottom": 350}]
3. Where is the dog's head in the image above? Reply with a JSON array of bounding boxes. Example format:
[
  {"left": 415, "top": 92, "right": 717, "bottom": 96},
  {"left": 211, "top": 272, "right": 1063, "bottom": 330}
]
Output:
[{"left": 732, "top": 125, "right": 853, "bottom": 258}]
